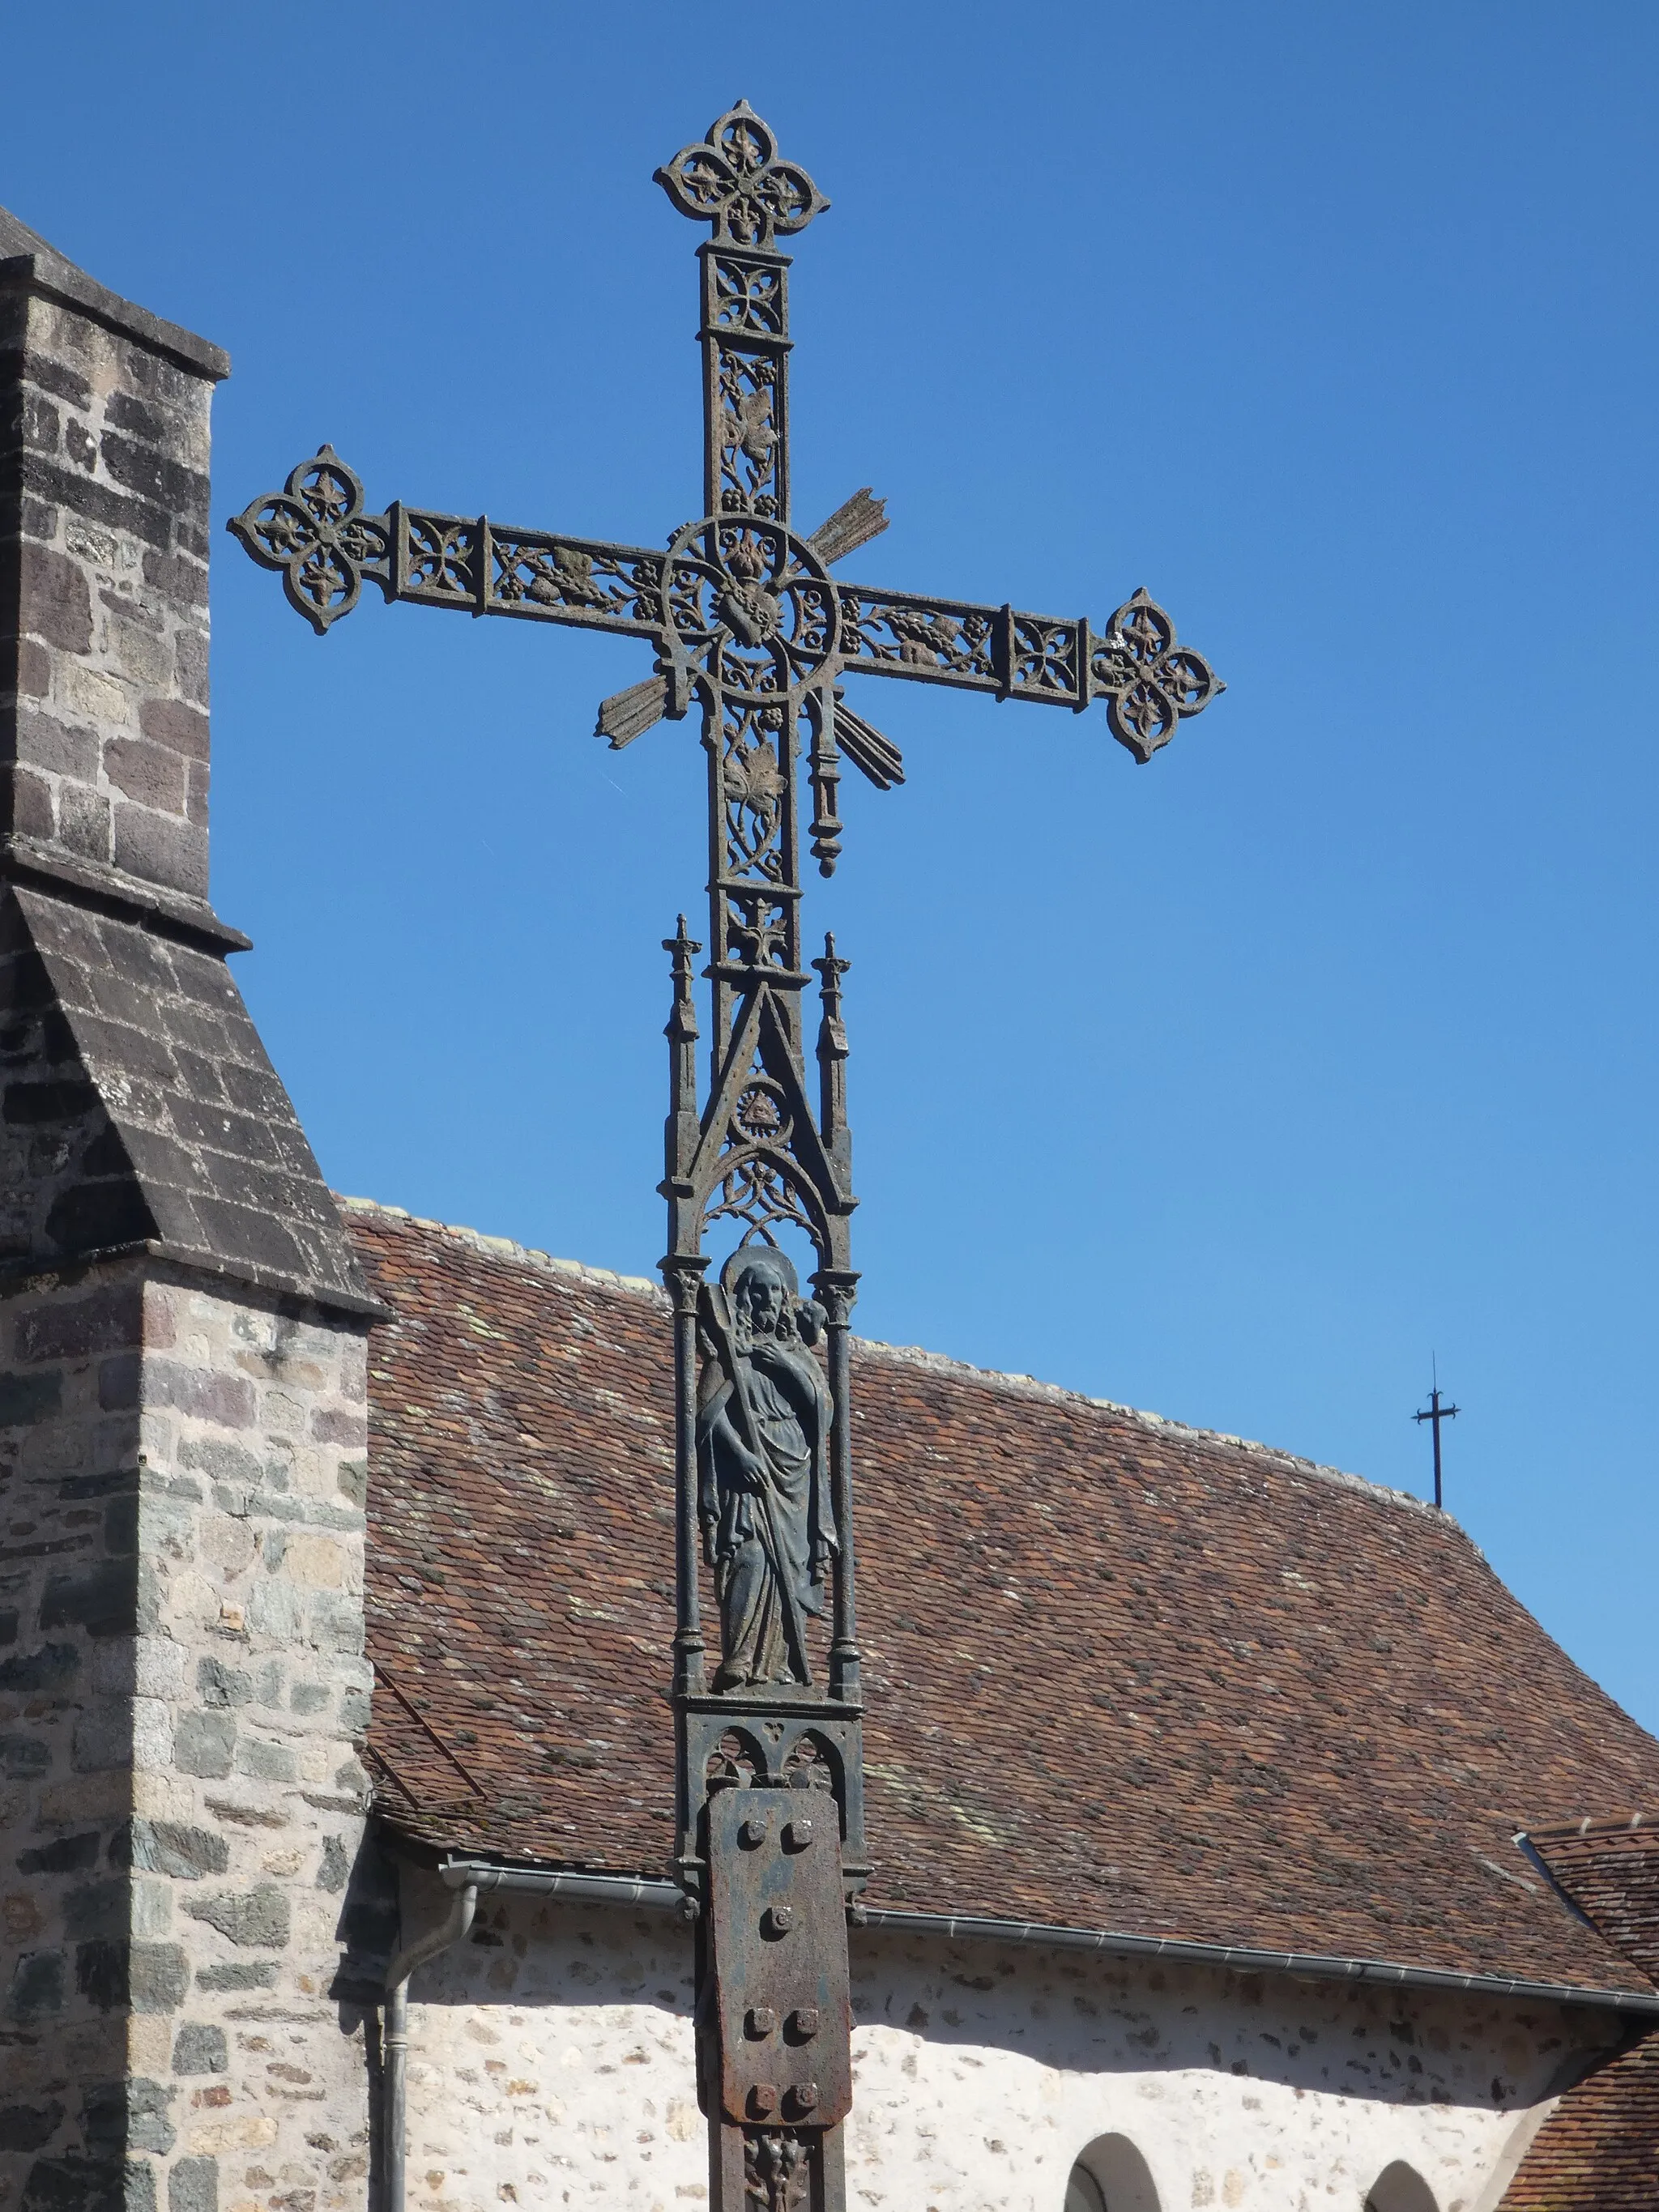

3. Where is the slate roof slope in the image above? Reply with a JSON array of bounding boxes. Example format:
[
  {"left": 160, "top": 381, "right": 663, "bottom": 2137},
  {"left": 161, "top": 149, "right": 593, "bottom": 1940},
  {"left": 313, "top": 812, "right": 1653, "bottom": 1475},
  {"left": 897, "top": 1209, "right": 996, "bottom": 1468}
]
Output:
[
  {"left": 349, "top": 1203, "right": 1659, "bottom": 1997},
  {"left": 0, "top": 889, "right": 377, "bottom": 1315}
]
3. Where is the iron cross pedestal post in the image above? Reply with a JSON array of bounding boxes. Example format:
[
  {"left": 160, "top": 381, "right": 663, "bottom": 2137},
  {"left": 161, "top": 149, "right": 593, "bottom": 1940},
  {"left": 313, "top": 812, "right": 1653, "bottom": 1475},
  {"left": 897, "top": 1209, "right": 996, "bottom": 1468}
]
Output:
[{"left": 230, "top": 100, "right": 1224, "bottom": 2212}]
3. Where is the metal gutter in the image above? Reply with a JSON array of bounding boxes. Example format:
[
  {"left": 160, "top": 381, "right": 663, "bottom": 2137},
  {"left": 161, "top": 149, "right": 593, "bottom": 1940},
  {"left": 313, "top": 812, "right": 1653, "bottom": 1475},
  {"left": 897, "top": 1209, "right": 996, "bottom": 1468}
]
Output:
[
  {"left": 439, "top": 1861, "right": 684, "bottom": 1911},
  {"left": 855, "top": 1907, "right": 1659, "bottom": 2018},
  {"left": 431, "top": 1856, "right": 1659, "bottom": 2018}
]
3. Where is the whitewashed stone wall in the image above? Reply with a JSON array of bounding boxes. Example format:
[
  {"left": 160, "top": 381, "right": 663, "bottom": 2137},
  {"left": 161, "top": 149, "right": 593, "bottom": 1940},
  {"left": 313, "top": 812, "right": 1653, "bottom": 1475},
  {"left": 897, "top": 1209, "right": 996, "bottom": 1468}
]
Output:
[
  {"left": 394, "top": 1882, "right": 1618, "bottom": 2212},
  {"left": 0, "top": 1259, "right": 374, "bottom": 2212}
]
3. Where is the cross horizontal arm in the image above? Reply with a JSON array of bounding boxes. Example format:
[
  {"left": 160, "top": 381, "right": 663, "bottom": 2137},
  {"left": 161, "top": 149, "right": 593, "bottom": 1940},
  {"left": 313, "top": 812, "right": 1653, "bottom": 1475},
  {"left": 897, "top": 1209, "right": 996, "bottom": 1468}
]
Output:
[
  {"left": 835, "top": 578, "right": 1223, "bottom": 764},
  {"left": 228, "top": 449, "right": 665, "bottom": 646}
]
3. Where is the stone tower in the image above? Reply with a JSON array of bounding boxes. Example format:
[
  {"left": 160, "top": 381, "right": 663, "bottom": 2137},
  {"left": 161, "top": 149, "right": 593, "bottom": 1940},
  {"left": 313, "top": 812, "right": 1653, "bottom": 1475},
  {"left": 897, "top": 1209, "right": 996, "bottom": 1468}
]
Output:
[{"left": 1, "top": 210, "right": 385, "bottom": 2211}]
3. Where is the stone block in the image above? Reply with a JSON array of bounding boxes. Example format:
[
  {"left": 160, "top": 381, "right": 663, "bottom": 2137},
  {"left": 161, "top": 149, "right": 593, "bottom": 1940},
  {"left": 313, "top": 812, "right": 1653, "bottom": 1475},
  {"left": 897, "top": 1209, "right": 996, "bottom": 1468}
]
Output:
[
  {"left": 194, "top": 1960, "right": 275, "bottom": 1992},
  {"left": 139, "top": 547, "right": 209, "bottom": 609},
  {"left": 171, "top": 2022, "right": 227, "bottom": 2074},
  {"left": 103, "top": 738, "right": 186, "bottom": 814},
  {"left": 173, "top": 1711, "right": 235, "bottom": 1780},
  {"left": 128, "top": 1941, "right": 189, "bottom": 2015},
  {"left": 182, "top": 2113, "right": 275, "bottom": 2157},
  {"left": 111, "top": 804, "right": 208, "bottom": 898},
  {"left": 97, "top": 1350, "right": 143, "bottom": 1411},
  {"left": 100, "top": 437, "right": 208, "bottom": 526},
  {"left": 40, "top": 1565, "right": 137, "bottom": 1639},
  {"left": 113, "top": 1821, "right": 228, "bottom": 1881},
  {"left": 180, "top": 1886, "right": 290, "bottom": 1949},
  {"left": 167, "top": 2156, "right": 217, "bottom": 2212},
  {"left": 7, "top": 1950, "right": 65, "bottom": 2018},
  {"left": 97, "top": 1637, "right": 187, "bottom": 1700},
  {"left": 173, "top": 629, "right": 209, "bottom": 707},
  {"left": 0, "top": 1368, "right": 63, "bottom": 1422},
  {"left": 74, "top": 1939, "right": 189, "bottom": 2014},
  {"left": 179, "top": 1435, "right": 262, "bottom": 1486},
  {"left": 17, "top": 1284, "right": 143, "bottom": 1362},
  {"left": 0, "top": 1641, "right": 80, "bottom": 1692},
  {"left": 19, "top": 636, "right": 52, "bottom": 695},
  {"left": 62, "top": 665, "right": 131, "bottom": 727},
  {"left": 129, "top": 1881, "right": 173, "bottom": 1938},
  {"left": 13, "top": 768, "right": 58, "bottom": 839},
  {"left": 147, "top": 1362, "right": 255, "bottom": 1431},
  {"left": 137, "top": 698, "right": 210, "bottom": 761},
  {"left": 18, "top": 1831, "right": 100, "bottom": 1875},
  {"left": 2, "top": 1890, "right": 45, "bottom": 1941},
  {"left": 64, "top": 1880, "right": 127, "bottom": 1941},
  {"left": 85, "top": 2077, "right": 174, "bottom": 2155},
  {"left": 245, "top": 1579, "right": 300, "bottom": 1642},
  {"left": 130, "top": 1775, "right": 198, "bottom": 1825},
  {"left": 58, "top": 782, "right": 113, "bottom": 863},
  {"left": 20, "top": 543, "right": 93, "bottom": 653},
  {"left": 75, "top": 1695, "right": 169, "bottom": 1773},
  {"left": 17, "top": 2152, "right": 130, "bottom": 2212},
  {"left": 0, "top": 1732, "right": 50, "bottom": 1776},
  {"left": 199, "top": 1517, "right": 255, "bottom": 1575},
  {"left": 0, "top": 2099, "right": 65, "bottom": 2150},
  {"left": 16, "top": 706, "right": 100, "bottom": 782},
  {"left": 306, "top": 1592, "right": 365, "bottom": 1657},
  {"left": 196, "top": 1656, "right": 251, "bottom": 1708},
  {"left": 232, "top": 1737, "right": 296, "bottom": 1784},
  {"left": 284, "top": 1532, "right": 346, "bottom": 1590}
]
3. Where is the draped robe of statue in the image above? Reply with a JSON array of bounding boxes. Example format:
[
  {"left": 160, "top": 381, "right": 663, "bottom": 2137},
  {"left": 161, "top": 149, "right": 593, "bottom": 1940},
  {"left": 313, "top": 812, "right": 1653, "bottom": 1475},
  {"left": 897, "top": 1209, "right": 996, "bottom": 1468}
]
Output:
[{"left": 697, "top": 1257, "right": 838, "bottom": 1690}]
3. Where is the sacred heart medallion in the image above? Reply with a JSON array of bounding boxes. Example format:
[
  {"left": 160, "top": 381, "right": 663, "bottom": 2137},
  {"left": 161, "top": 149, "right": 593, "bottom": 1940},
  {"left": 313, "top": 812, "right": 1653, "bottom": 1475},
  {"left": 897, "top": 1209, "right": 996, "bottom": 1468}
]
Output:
[{"left": 719, "top": 578, "right": 782, "bottom": 646}]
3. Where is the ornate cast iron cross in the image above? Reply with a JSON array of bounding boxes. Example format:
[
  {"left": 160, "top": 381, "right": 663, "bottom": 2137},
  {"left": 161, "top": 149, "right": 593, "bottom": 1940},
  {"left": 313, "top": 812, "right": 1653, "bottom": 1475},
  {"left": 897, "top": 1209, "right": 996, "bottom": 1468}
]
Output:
[{"left": 231, "top": 100, "right": 1222, "bottom": 2212}]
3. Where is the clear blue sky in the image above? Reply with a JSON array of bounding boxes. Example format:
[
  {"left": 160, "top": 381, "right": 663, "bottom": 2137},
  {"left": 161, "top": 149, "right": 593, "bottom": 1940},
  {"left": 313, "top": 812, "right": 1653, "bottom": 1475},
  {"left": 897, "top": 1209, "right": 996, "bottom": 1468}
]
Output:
[{"left": 6, "top": 3, "right": 1657, "bottom": 1735}]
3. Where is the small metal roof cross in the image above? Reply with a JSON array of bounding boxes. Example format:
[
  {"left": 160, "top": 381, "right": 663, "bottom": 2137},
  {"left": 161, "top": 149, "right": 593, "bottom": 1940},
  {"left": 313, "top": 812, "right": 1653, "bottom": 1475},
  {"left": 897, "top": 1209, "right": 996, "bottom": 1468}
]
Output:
[{"left": 1413, "top": 1367, "right": 1461, "bottom": 1510}]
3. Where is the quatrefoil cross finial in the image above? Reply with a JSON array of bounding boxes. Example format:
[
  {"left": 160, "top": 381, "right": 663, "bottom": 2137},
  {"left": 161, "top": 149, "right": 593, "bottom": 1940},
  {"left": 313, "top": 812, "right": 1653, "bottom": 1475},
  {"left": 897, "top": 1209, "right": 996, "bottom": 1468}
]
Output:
[{"left": 655, "top": 100, "right": 829, "bottom": 248}]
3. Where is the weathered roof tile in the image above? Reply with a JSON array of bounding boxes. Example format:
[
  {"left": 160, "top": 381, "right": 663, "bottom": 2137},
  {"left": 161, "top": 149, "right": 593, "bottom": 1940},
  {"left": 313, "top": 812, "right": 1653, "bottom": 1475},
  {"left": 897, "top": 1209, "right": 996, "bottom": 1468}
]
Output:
[{"left": 351, "top": 1204, "right": 1659, "bottom": 1997}]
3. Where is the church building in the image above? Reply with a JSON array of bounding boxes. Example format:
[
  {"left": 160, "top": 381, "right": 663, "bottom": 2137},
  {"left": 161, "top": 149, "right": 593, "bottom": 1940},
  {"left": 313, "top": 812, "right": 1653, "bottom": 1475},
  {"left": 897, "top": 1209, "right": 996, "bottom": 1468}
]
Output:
[{"left": 2, "top": 193, "right": 1656, "bottom": 2212}]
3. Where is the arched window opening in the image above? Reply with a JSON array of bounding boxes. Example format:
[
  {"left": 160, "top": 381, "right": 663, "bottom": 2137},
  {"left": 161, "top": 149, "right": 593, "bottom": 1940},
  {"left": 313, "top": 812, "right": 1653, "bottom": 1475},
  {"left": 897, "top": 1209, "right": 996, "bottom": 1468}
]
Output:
[
  {"left": 1066, "top": 2135, "right": 1160, "bottom": 2212},
  {"left": 1363, "top": 2161, "right": 1438, "bottom": 2212},
  {"left": 1066, "top": 2167, "right": 1106, "bottom": 2212}
]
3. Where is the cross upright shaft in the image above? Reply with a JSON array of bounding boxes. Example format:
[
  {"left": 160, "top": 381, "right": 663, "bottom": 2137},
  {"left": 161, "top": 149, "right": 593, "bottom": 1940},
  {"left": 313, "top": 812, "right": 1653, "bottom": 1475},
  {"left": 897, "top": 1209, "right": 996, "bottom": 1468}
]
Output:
[{"left": 228, "top": 101, "right": 1227, "bottom": 2212}]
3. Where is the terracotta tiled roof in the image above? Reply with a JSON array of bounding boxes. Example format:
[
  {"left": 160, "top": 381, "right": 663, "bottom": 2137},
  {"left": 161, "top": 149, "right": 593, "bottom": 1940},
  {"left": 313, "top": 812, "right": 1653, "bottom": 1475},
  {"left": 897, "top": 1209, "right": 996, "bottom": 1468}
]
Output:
[
  {"left": 1497, "top": 1825, "right": 1659, "bottom": 2204},
  {"left": 1500, "top": 2035, "right": 1659, "bottom": 2208},
  {"left": 348, "top": 1202, "right": 1659, "bottom": 1995},
  {"left": 1530, "top": 1821, "right": 1659, "bottom": 1984}
]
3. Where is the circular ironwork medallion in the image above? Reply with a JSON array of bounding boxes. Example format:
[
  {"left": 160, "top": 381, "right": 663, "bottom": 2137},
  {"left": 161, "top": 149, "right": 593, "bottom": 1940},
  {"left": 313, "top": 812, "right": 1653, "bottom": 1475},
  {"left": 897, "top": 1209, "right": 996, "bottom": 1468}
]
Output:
[{"left": 664, "top": 517, "right": 838, "bottom": 702}]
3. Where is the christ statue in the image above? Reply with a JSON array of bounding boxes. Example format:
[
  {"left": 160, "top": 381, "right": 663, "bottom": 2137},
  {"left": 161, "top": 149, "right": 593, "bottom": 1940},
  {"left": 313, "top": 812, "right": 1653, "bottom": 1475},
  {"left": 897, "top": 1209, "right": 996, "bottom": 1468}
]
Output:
[{"left": 697, "top": 1247, "right": 838, "bottom": 1690}]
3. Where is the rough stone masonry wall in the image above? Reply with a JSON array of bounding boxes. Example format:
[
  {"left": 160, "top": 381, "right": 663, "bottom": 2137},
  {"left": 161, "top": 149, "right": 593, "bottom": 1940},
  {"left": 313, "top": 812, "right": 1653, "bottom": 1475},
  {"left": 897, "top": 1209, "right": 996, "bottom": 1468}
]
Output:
[
  {"left": 2, "top": 270, "right": 219, "bottom": 909},
  {"left": 390, "top": 1883, "right": 1620, "bottom": 2212},
  {"left": 0, "top": 1258, "right": 375, "bottom": 2212}
]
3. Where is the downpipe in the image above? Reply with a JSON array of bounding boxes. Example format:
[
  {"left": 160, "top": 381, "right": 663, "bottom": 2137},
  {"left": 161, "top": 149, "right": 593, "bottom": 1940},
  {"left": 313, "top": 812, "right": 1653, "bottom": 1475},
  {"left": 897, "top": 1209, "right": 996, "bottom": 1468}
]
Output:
[{"left": 382, "top": 1877, "right": 478, "bottom": 2212}]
